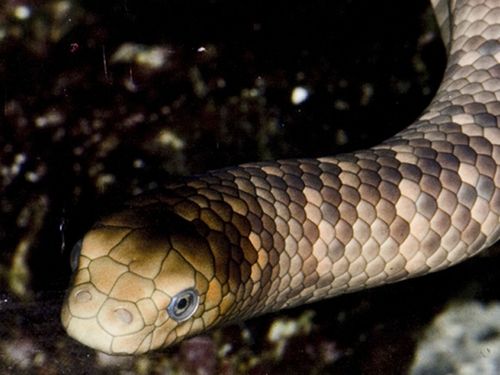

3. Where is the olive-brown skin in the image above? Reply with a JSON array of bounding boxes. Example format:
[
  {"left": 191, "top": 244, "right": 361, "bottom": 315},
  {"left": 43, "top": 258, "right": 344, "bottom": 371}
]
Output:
[{"left": 62, "top": 0, "right": 500, "bottom": 355}]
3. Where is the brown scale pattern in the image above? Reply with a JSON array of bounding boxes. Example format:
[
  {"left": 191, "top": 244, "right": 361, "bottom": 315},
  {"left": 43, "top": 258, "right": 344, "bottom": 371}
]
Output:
[{"left": 61, "top": 0, "right": 500, "bottom": 355}]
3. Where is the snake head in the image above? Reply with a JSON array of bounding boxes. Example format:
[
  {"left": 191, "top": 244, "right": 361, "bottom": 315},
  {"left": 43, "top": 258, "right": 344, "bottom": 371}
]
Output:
[{"left": 61, "top": 204, "right": 236, "bottom": 355}]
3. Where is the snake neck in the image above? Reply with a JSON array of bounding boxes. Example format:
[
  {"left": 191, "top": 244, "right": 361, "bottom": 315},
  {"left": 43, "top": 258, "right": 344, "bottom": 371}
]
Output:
[{"left": 152, "top": 0, "right": 500, "bottom": 320}]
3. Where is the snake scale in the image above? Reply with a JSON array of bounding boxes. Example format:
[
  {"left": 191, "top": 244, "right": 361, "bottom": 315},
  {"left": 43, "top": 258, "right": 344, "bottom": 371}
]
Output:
[{"left": 62, "top": 0, "right": 500, "bottom": 355}]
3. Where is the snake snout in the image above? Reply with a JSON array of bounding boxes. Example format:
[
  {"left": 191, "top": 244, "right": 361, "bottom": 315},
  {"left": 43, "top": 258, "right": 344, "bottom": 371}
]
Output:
[{"left": 62, "top": 282, "right": 152, "bottom": 354}]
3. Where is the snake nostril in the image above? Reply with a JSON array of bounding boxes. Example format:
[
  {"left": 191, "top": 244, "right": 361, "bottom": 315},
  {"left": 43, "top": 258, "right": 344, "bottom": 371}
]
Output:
[
  {"left": 114, "top": 308, "right": 133, "bottom": 325},
  {"left": 75, "top": 290, "right": 92, "bottom": 303}
]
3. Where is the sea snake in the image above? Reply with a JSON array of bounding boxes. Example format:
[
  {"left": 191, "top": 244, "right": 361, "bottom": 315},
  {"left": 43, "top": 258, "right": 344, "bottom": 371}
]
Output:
[{"left": 62, "top": 0, "right": 500, "bottom": 354}]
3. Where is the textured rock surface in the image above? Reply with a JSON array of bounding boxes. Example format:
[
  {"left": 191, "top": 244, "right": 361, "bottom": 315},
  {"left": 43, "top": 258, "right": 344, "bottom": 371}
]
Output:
[{"left": 411, "top": 302, "right": 500, "bottom": 375}]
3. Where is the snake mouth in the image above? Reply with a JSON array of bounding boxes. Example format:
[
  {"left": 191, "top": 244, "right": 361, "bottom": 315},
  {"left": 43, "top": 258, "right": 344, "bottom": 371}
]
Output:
[{"left": 63, "top": 314, "right": 156, "bottom": 355}]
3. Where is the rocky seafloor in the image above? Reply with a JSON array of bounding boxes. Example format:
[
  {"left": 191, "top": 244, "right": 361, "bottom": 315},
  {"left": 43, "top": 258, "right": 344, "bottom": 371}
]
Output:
[{"left": 1, "top": 0, "right": 500, "bottom": 374}]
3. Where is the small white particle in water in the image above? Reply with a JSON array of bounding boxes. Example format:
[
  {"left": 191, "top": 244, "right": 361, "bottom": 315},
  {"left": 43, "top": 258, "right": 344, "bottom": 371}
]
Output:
[
  {"left": 335, "top": 129, "right": 349, "bottom": 146},
  {"left": 54, "top": 0, "right": 71, "bottom": 15},
  {"left": 248, "top": 88, "right": 259, "bottom": 97},
  {"left": 14, "top": 6, "right": 31, "bottom": 20},
  {"left": 291, "top": 86, "right": 309, "bottom": 105},
  {"left": 10, "top": 153, "right": 27, "bottom": 176},
  {"left": 11, "top": 165, "right": 20, "bottom": 175},
  {"left": 218, "top": 343, "right": 232, "bottom": 357},
  {"left": 360, "top": 83, "right": 374, "bottom": 106},
  {"left": 15, "top": 153, "right": 27, "bottom": 165},
  {"left": 112, "top": 44, "right": 172, "bottom": 70},
  {"left": 268, "top": 320, "right": 298, "bottom": 343},
  {"left": 136, "top": 48, "right": 167, "bottom": 69},
  {"left": 96, "top": 174, "right": 115, "bottom": 190},
  {"left": 197, "top": 46, "right": 206, "bottom": 52},
  {"left": 133, "top": 159, "right": 144, "bottom": 168},
  {"left": 216, "top": 78, "right": 226, "bottom": 88},
  {"left": 25, "top": 171, "right": 40, "bottom": 182},
  {"left": 35, "top": 111, "right": 63, "bottom": 128},
  {"left": 157, "top": 129, "right": 185, "bottom": 149},
  {"left": 334, "top": 99, "right": 349, "bottom": 111}
]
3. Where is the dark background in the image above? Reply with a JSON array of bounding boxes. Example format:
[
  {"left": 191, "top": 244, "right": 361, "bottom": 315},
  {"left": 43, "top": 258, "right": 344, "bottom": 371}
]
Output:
[{"left": 1, "top": 0, "right": 499, "bottom": 374}]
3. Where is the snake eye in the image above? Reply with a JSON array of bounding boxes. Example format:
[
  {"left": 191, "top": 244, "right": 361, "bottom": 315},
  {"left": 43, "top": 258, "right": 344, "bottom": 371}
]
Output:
[
  {"left": 70, "top": 239, "right": 83, "bottom": 271},
  {"left": 167, "top": 288, "right": 199, "bottom": 322}
]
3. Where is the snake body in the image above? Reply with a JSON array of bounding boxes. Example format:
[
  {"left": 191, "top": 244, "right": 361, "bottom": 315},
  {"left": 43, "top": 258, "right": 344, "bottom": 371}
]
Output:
[{"left": 62, "top": 0, "right": 500, "bottom": 355}]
